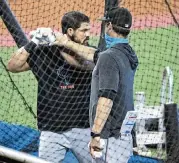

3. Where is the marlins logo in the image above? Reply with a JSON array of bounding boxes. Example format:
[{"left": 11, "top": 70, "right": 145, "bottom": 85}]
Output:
[{"left": 56, "top": 66, "right": 74, "bottom": 89}]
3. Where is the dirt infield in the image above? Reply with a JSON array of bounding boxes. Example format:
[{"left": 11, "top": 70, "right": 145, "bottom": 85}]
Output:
[{"left": 0, "top": 0, "right": 178, "bottom": 46}]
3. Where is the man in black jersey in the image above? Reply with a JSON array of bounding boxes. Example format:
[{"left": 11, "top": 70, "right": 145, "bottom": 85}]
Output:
[{"left": 7, "top": 11, "right": 95, "bottom": 163}]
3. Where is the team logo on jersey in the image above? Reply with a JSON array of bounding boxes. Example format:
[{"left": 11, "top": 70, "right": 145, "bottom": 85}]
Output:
[{"left": 56, "top": 67, "right": 74, "bottom": 89}]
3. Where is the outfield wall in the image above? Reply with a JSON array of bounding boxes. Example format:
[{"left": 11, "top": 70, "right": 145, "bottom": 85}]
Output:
[{"left": 0, "top": 0, "right": 178, "bottom": 46}]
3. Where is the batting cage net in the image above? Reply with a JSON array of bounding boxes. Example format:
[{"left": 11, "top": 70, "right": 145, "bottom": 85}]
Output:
[{"left": 0, "top": 0, "right": 179, "bottom": 163}]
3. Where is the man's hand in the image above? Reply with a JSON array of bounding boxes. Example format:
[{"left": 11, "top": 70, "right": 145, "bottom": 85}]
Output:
[
  {"left": 89, "top": 137, "right": 105, "bottom": 159},
  {"left": 29, "top": 27, "right": 56, "bottom": 45},
  {"left": 50, "top": 33, "right": 69, "bottom": 46}
]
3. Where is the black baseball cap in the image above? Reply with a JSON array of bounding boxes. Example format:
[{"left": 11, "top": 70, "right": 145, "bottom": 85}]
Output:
[{"left": 99, "top": 7, "right": 132, "bottom": 29}]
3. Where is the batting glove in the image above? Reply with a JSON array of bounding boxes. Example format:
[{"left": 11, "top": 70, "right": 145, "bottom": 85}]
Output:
[{"left": 29, "top": 27, "right": 56, "bottom": 45}]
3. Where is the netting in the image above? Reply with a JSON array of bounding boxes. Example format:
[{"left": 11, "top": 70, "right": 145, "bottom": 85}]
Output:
[{"left": 0, "top": 0, "right": 179, "bottom": 163}]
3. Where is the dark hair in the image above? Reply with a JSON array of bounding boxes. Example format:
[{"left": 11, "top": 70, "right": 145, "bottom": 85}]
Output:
[{"left": 61, "top": 11, "right": 90, "bottom": 34}]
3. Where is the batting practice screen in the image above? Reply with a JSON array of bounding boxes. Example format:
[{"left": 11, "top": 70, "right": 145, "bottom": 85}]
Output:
[{"left": 0, "top": 0, "right": 179, "bottom": 163}]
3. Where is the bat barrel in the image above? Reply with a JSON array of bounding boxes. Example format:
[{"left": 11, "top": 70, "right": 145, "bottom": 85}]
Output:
[{"left": 0, "top": 0, "right": 29, "bottom": 48}]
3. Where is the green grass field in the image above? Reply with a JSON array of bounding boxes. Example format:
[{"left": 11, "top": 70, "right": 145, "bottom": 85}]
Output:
[
  {"left": 0, "top": 26, "right": 179, "bottom": 131},
  {"left": 131, "top": 26, "right": 179, "bottom": 106}
]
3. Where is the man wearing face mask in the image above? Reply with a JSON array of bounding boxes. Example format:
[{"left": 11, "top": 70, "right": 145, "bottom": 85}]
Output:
[{"left": 55, "top": 7, "right": 138, "bottom": 163}]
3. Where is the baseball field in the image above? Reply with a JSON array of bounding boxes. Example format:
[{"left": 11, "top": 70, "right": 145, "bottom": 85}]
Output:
[
  {"left": 0, "top": 25, "right": 178, "bottom": 129},
  {"left": 0, "top": 0, "right": 179, "bottom": 161}
]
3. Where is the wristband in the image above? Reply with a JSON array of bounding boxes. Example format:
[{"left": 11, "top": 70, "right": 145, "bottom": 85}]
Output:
[
  {"left": 24, "top": 41, "right": 37, "bottom": 54},
  {"left": 91, "top": 131, "right": 101, "bottom": 138}
]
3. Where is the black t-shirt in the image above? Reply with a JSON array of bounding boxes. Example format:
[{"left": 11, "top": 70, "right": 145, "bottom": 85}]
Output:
[{"left": 27, "top": 45, "right": 92, "bottom": 132}]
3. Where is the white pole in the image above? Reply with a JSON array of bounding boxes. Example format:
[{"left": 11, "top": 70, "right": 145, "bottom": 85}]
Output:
[
  {"left": 0, "top": 145, "right": 51, "bottom": 163},
  {"left": 135, "top": 92, "right": 148, "bottom": 151}
]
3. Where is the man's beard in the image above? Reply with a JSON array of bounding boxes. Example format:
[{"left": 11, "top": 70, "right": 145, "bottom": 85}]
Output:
[
  {"left": 83, "top": 38, "right": 89, "bottom": 46},
  {"left": 70, "top": 34, "right": 89, "bottom": 46}
]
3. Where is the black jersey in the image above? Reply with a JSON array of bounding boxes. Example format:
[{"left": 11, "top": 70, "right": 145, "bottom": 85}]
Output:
[{"left": 27, "top": 45, "right": 92, "bottom": 132}]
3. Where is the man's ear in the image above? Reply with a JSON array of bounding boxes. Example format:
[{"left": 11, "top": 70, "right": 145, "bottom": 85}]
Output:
[{"left": 67, "top": 28, "right": 74, "bottom": 37}]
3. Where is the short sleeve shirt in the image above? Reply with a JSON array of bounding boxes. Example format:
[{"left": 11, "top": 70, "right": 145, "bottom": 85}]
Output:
[{"left": 27, "top": 45, "right": 92, "bottom": 132}]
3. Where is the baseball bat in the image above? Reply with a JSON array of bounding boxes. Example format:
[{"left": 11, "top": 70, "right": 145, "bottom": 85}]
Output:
[{"left": 0, "top": 0, "right": 29, "bottom": 48}]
